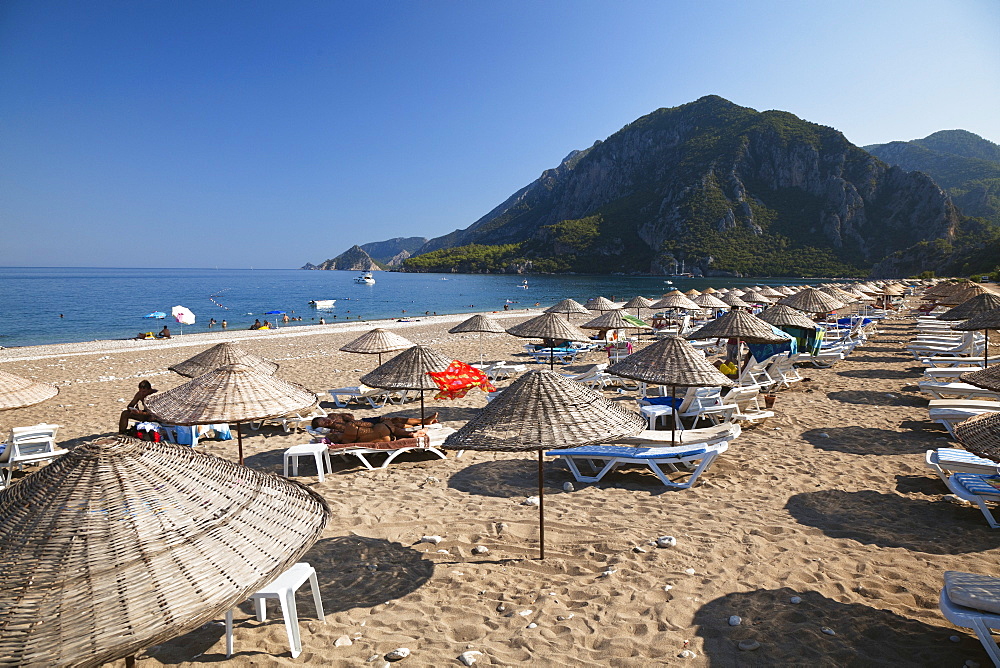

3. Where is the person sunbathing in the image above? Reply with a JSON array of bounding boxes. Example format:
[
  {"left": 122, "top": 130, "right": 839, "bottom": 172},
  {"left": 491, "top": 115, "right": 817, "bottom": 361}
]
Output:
[{"left": 312, "top": 412, "right": 438, "bottom": 438}]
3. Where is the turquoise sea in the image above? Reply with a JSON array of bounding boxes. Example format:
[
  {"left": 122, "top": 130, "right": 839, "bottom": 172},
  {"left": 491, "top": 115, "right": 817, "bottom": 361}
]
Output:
[{"left": 0, "top": 267, "right": 822, "bottom": 348}]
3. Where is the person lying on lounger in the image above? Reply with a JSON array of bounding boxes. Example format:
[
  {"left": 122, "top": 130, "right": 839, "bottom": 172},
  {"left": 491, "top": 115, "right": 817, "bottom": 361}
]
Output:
[{"left": 312, "top": 412, "right": 438, "bottom": 438}]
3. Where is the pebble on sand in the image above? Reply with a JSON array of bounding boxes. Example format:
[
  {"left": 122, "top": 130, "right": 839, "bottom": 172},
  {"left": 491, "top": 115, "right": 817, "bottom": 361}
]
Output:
[
  {"left": 472, "top": 545, "right": 489, "bottom": 555},
  {"left": 458, "top": 651, "right": 483, "bottom": 666},
  {"left": 656, "top": 536, "right": 678, "bottom": 548},
  {"left": 420, "top": 535, "right": 443, "bottom": 544},
  {"left": 679, "top": 649, "right": 697, "bottom": 658},
  {"left": 385, "top": 647, "right": 411, "bottom": 661},
  {"left": 523, "top": 496, "right": 540, "bottom": 506},
  {"left": 334, "top": 635, "right": 353, "bottom": 647},
  {"left": 738, "top": 640, "right": 761, "bottom": 651},
  {"left": 684, "top": 568, "right": 696, "bottom": 575},
  {"left": 790, "top": 596, "right": 802, "bottom": 604},
  {"left": 821, "top": 627, "right": 836, "bottom": 636},
  {"left": 728, "top": 615, "right": 741, "bottom": 626}
]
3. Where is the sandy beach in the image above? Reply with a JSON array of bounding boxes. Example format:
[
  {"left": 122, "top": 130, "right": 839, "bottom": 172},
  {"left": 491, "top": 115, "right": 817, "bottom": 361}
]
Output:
[{"left": 2, "top": 308, "right": 997, "bottom": 666}]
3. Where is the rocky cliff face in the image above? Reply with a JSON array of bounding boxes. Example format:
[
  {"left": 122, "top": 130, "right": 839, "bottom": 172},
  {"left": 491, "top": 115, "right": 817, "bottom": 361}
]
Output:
[
  {"left": 409, "top": 96, "right": 960, "bottom": 277},
  {"left": 313, "top": 245, "right": 381, "bottom": 271},
  {"left": 360, "top": 237, "right": 427, "bottom": 263}
]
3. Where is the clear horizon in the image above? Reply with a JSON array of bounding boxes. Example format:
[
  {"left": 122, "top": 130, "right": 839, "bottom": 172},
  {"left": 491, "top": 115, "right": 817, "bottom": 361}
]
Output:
[{"left": 2, "top": 1, "right": 998, "bottom": 270}]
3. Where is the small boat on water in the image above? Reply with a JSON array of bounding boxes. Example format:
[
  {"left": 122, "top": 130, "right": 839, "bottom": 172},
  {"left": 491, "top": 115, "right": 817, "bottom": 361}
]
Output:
[
  {"left": 354, "top": 272, "right": 376, "bottom": 285},
  {"left": 309, "top": 299, "right": 337, "bottom": 308}
]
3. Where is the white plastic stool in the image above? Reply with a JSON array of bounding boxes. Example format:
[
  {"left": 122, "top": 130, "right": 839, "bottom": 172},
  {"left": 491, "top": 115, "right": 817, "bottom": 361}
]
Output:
[
  {"left": 283, "top": 443, "right": 332, "bottom": 483},
  {"left": 225, "top": 562, "right": 325, "bottom": 659}
]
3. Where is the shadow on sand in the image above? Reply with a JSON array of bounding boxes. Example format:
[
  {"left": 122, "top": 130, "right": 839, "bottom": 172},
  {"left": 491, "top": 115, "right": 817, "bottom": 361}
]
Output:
[
  {"left": 692, "top": 587, "right": 984, "bottom": 666},
  {"left": 801, "top": 426, "right": 937, "bottom": 456},
  {"left": 785, "top": 489, "right": 994, "bottom": 554}
]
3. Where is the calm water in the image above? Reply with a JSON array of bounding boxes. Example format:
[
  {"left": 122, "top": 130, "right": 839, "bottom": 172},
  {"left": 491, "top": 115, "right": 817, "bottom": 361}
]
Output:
[{"left": 0, "top": 267, "right": 821, "bottom": 348}]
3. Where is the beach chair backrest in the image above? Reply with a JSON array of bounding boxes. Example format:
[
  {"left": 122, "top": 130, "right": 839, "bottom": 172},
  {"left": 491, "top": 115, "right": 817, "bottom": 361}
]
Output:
[{"left": 3, "top": 424, "right": 59, "bottom": 462}]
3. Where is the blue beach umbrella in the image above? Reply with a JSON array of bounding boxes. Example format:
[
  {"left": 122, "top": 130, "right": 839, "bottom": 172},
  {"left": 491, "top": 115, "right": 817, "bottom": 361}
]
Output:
[{"left": 142, "top": 312, "right": 166, "bottom": 319}]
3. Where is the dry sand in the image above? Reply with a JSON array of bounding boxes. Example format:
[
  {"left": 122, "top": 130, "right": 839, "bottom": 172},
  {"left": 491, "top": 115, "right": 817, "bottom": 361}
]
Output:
[{"left": 2, "top": 308, "right": 998, "bottom": 666}]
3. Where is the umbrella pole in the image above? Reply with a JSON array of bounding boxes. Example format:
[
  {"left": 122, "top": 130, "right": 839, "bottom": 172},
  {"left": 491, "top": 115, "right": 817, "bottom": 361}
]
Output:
[
  {"left": 549, "top": 346, "right": 554, "bottom": 370},
  {"left": 420, "top": 390, "right": 425, "bottom": 424},
  {"left": 671, "top": 384, "right": 677, "bottom": 448},
  {"left": 479, "top": 331, "right": 484, "bottom": 366},
  {"left": 237, "top": 422, "right": 244, "bottom": 465},
  {"left": 538, "top": 449, "right": 545, "bottom": 560},
  {"left": 986, "top": 329, "right": 990, "bottom": 367}
]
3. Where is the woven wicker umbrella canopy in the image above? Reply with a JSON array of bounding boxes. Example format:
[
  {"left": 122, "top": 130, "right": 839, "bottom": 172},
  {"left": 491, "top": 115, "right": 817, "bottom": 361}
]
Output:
[
  {"left": 442, "top": 369, "right": 644, "bottom": 559},
  {"left": 0, "top": 435, "right": 329, "bottom": 668},
  {"left": 169, "top": 342, "right": 278, "bottom": 378},
  {"left": 608, "top": 336, "right": 733, "bottom": 447},
  {"left": 506, "top": 313, "right": 591, "bottom": 369},
  {"left": 340, "top": 327, "right": 415, "bottom": 366},
  {"left": 720, "top": 293, "right": 751, "bottom": 309},
  {"left": 702, "top": 287, "right": 718, "bottom": 294},
  {"left": 757, "top": 304, "right": 820, "bottom": 329},
  {"left": 622, "top": 295, "right": 654, "bottom": 318},
  {"left": 581, "top": 309, "right": 652, "bottom": 331},
  {"left": 778, "top": 287, "right": 845, "bottom": 313},
  {"left": 692, "top": 293, "right": 729, "bottom": 310},
  {"left": 145, "top": 363, "right": 318, "bottom": 464},
  {"left": 449, "top": 315, "right": 508, "bottom": 365},
  {"left": 955, "top": 412, "right": 1000, "bottom": 464},
  {"left": 0, "top": 368, "right": 58, "bottom": 411},
  {"left": 684, "top": 289, "right": 701, "bottom": 297},
  {"left": 777, "top": 286, "right": 797, "bottom": 295},
  {"left": 360, "top": 345, "right": 452, "bottom": 422},
  {"left": 939, "top": 293, "right": 1000, "bottom": 322},
  {"left": 937, "top": 283, "right": 989, "bottom": 306},
  {"left": 821, "top": 286, "right": 857, "bottom": 304},
  {"left": 584, "top": 296, "right": 618, "bottom": 312},
  {"left": 651, "top": 294, "right": 700, "bottom": 310},
  {"left": 759, "top": 287, "right": 784, "bottom": 298},
  {"left": 959, "top": 365, "right": 1000, "bottom": 393},
  {"left": 953, "top": 307, "right": 1000, "bottom": 366},
  {"left": 686, "top": 309, "right": 791, "bottom": 344},
  {"left": 544, "top": 298, "right": 591, "bottom": 319},
  {"left": 741, "top": 289, "right": 775, "bottom": 304}
]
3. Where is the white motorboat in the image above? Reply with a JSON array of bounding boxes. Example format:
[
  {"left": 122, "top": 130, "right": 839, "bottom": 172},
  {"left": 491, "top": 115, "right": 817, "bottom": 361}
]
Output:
[
  {"left": 354, "top": 272, "right": 376, "bottom": 285},
  {"left": 309, "top": 299, "right": 336, "bottom": 308}
]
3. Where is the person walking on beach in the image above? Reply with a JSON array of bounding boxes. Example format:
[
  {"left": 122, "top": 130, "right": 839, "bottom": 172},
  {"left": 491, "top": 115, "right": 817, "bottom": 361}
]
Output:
[{"left": 118, "top": 380, "right": 158, "bottom": 433}]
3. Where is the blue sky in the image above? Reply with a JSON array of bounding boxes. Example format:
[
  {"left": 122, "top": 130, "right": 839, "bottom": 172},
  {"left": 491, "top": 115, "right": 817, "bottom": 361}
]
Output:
[{"left": 1, "top": 0, "right": 998, "bottom": 269}]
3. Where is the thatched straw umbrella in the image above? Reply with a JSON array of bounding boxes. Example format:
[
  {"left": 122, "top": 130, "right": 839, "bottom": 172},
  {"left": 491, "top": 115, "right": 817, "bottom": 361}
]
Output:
[
  {"left": 757, "top": 304, "right": 820, "bottom": 330},
  {"left": 939, "top": 293, "right": 1000, "bottom": 322},
  {"left": 622, "top": 295, "right": 654, "bottom": 318},
  {"left": 692, "top": 293, "right": 729, "bottom": 311},
  {"left": 954, "top": 307, "right": 1000, "bottom": 366},
  {"left": 702, "top": 287, "right": 718, "bottom": 294},
  {"left": 778, "top": 287, "right": 845, "bottom": 314},
  {"left": 608, "top": 336, "right": 733, "bottom": 447},
  {"left": 0, "top": 368, "right": 58, "bottom": 411},
  {"left": 759, "top": 286, "right": 784, "bottom": 298},
  {"left": 544, "top": 298, "right": 591, "bottom": 322},
  {"left": 584, "top": 296, "right": 618, "bottom": 312},
  {"left": 581, "top": 309, "right": 652, "bottom": 336},
  {"left": 720, "top": 293, "right": 751, "bottom": 309},
  {"left": 686, "top": 309, "right": 790, "bottom": 369},
  {"left": 449, "top": 314, "right": 508, "bottom": 365},
  {"left": 0, "top": 435, "right": 329, "bottom": 667},
  {"left": 651, "top": 294, "right": 700, "bottom": 311},
  {"left": 443, "top": 370, "right": 644, "bottom": 559},
  {"left": 145, "top": 364, "right": 317, "bottom": 465},
  {"left": 360, "top": 345, "right": 452, "bottom": 423},
  {"left": 936, "top": 282, "right": 990, "bottom": 306},
  {"left": 960, "top": 364, "right": 1000, "bottom": 393},
  {"left": 340, "top": 327, "right": 415, "bottom": 366},
  {"left": 169, "top": 342, "right": 278, "bottom": 378},
  {"left": 955, "top": 412, "right": 1000, "bottom": 464},
  {"left": 741, "top": 289, "right": 775, "bottom": 305},
  {"left": 506, "top": 312, "right": 591, "bottom": 370}
]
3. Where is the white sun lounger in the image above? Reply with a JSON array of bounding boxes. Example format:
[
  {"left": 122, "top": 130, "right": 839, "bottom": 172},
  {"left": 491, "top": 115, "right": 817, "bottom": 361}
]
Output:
[
  {"left": 939, "top": 572, "right": 1000, "bottom": 666},
  {"left": 943, "top": 472, "right": 1000, "bottom": 528},
  {"left": 328, "top": 386, "right": 396, "bottom": 409},
  {"left": 547, "top": 441, "right": 729, "bottom": 489},
  {"left": 918, "top": 381, "right": 1000, "bottom": 401},
  {"left": 925, "top": 448, "right": 999, "bottom": 485},
  {"left": 929, "top": 405, "right": 1000, "bottom": 437},
  {"left": 326, "top": 426, "right": 457, "bottom": 470}
]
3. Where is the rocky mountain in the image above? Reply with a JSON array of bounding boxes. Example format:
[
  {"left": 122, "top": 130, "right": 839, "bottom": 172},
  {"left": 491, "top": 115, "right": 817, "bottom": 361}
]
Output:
[
  {"left": 866, "top": 130, "right": 1000, "bottom": 277},
  {"left": 360, "top": 237, "right": 427, "bottom": 265},
  {"left": 865, "top": 130, "right": 1000, "bottom": 224},
  {"left": 308, "top": 245, "right": 381, "bottom": 271},
  {"left": 403, "top": 96, "right": 960, "bottom": 277}
]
